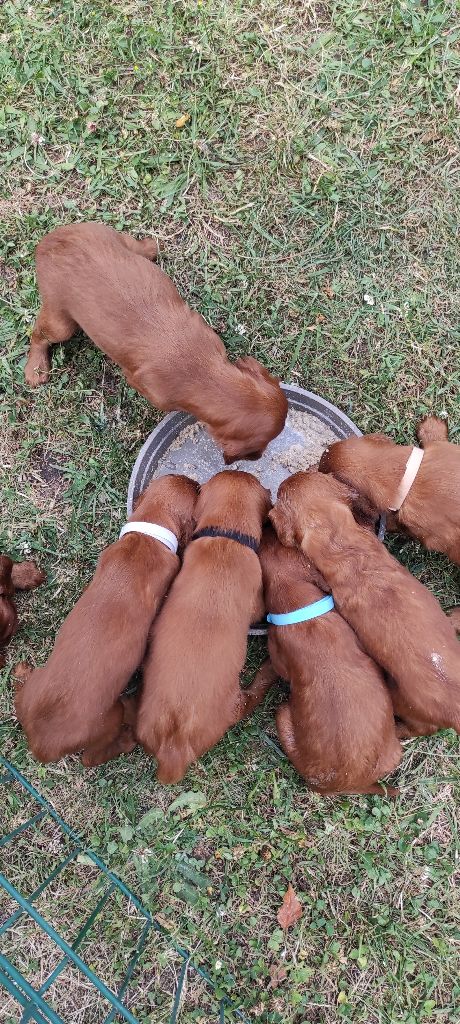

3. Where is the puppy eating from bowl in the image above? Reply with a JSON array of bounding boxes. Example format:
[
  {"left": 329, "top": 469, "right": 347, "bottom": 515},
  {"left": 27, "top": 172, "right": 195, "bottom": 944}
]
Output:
[
  {"left": 256, "top": 527, "right": 401, "bottom": 795},
  {"left": 15, "top": 474, "right": 198, "bottom": 767},
  {"left": 137, "top": 470, "right": 275, "bottom": 782},
  {"left": 319, "top": 415, "right": 460, "bottom": 565},
  {"left": 25, "top": 222, "right": 287, "bottom": 464},
  {"left": 270, "top": 470, "right": 460, "bottom": 740}
]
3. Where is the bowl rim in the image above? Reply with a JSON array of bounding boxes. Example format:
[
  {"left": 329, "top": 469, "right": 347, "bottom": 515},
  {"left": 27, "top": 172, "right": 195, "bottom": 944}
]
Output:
[
  {"left": 126, "top": 384, "right": 384, "bottom": 637},
  {"left": 127, "top": 384, "right": 364, "bottom": 517}
]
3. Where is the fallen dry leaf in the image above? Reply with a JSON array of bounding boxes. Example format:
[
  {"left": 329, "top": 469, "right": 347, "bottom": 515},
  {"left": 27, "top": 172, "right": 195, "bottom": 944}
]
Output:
[
  {"left": 268, "top": 965, "right": 288, "bottom": 989},
  {"left": 277, "top": 884, "right": 303, "bottom": 930},
  {"left": 175, "top": 113, "right": 190, "bottom": 128}
]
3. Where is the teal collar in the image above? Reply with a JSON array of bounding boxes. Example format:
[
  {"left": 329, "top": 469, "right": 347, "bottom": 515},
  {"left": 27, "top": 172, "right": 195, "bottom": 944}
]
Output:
[{"left": 267, "top": 594, "right": 334, "bottom": 626}]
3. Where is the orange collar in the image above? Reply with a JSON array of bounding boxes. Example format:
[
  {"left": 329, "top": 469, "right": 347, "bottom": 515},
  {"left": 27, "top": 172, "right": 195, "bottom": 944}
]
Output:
[{"left": 389, "top": 447, "right": 424, "bottom": 512}]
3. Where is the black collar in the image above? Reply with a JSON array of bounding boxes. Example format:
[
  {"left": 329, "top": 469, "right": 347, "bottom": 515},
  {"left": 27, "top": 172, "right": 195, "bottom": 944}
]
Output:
[{"left": 191, "top": 526, "right": 259, "bottom": 553}]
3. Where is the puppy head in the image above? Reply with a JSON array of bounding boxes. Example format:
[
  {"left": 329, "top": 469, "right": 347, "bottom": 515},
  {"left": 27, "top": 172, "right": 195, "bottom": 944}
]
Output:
[
  {"left": 221, "top": 439, "right": 264, "bottom": 465},
  {"left": 134, "top": 474, "right": 199, "bottom": 547},
  {"left": 270, "top": 470, "right": 358, "bottom": 547},
  {"left": 319, "top": 433, "right": 397, "bottom": 519},
  {"left": 216, "top": 358, "right": 288, "bottom": 463},
  {"left": 195, "top": 470, "right": 272, "bottom": 532},
  {"left": 416, "top": 415, "right": 449, "bottom": 448},
  {"left": 319, "top": 433, "right": 394, "bottom": 476},
  {"left": 259, "top": 523, "right": 326, "bottom": 586}
]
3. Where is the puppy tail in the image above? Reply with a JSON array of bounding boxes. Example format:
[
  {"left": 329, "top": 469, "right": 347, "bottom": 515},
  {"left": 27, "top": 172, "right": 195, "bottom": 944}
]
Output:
[
  {"left": 11, "top": 561, "right": 45, "bottom": 591},
  {"left": 119, "top": 232, "right": 162, "bottom": 262},
  {"left": 416, "top": 415, "right": 448, "bottom": 447},
  {"left": 136, "top": 238, "right": 162, "bottom": 261}
]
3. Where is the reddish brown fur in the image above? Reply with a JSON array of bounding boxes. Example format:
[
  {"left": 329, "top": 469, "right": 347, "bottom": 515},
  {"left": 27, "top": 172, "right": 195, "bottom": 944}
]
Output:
[
  {"left": 137, "top": 471, "right": 274, "bottom": 783},
  {"left": 270, "top": 471, "right": 460, "bottom": 738},
  {"left": 319, "top": 416, "right": 460, "bottom": 564},
  {"left": 257, "top": 528, "right": 401, "bottom": 795},
  {"left": 14, "top": 474, "right": 198, "bottom": 766},
  {"left": 0, "top": 556, "right": 45, "bottom": 667},
  {"left": 25, "top": 223, "right": 287, "bottom": 462}
]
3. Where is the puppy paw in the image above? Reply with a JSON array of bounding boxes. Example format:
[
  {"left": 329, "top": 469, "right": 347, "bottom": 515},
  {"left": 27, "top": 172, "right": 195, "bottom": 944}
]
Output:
[
  {"left": 118, "top": 724, "right": 138, "bottom": 754},
  {"left": 81, "top": 726, "right": 137, "bottom": 767},
  {"left": 24, "top": 356, "right": 51, "bottom": 386}
]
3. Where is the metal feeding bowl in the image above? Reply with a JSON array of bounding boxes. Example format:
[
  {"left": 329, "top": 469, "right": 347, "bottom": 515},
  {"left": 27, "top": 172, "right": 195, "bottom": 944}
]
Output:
[{"left": 127, "top": 385, "right": 383, "bottom": 635}]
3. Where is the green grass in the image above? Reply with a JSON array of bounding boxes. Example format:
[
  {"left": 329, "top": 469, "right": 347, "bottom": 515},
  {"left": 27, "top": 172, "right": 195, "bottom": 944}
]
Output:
[{"left": 1, "top": 0, "right": 460, "bottom": 1021}]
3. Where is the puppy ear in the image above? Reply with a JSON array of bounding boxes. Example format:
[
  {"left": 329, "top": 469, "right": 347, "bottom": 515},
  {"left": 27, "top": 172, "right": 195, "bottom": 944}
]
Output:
[
  {"left": 269, "top": 505, "right": 295, "bottom": 547},
  {"left": 261, "top": 485, "right": 272, "bottom": 521},
  {"left": 304, "top": 559, "right": 330, "bottom": 593},
  {"left": 222, "top": 445, "right": 240, "bottom": 465},
  {"left": 268, "top": 507, "right": 280, "bottom": 531},
  {"left": 318, "top": 444, "right": 336, "bottom": 473},
  {"left": 330, "top": 477, "right": 362, "bottom": 507},
  {"left": 193, "top": 482, "right": 207, "bottom": 521},
  {"left": 180, "top": 515, "right": 196, "bottom": 549},
  {"left": 321, "top": 474, "right": 366, "bottom": 514},
  {"left": 348, "top": 490, "right": 380, "bottom": 529},
  {"left": 235, "top": 355, "right": 277, "bottom": 383}
]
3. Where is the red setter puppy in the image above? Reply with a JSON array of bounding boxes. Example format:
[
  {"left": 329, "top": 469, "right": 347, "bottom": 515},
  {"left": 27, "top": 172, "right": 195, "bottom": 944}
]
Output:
[
  {"left": 25, "top": 223, "right": 287, "bottom": 462},
  {"left": 0, "top": 556, "right": 45, "bottom": 667},
  {"left": 256, "top": 528, "right": 401, "bottom": 795},
  {"left": 15, "top": 474, "right": 198, "bottom": 766},
  {"left": 319, "top": 415, "right": 460, "bottom": 564},
  {"left": 137, "top": 471, "right": 274, "bottom": 783},
  {"left": 270, "top": 471, "right": 460, "bottom": 739}
]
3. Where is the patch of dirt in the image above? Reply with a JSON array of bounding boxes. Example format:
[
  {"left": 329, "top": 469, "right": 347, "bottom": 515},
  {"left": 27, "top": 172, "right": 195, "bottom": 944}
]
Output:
[
  {"left": 24, "top": 447, "right": 70, "bottom": 513},
  {"left": 0, "top": 180, "right": 85, "bottom": 220},
  {"left": 196, "top": 215, "right": 236, "bottom": 252},
  {"left": 100, "top": 361, "right": 123, "bottom": 395},
  {"left": 34, "top": 448, "right": 67, "bottom": 490},
  {"left": 191, "top": 840, "right": 215, "bottom": 861}
]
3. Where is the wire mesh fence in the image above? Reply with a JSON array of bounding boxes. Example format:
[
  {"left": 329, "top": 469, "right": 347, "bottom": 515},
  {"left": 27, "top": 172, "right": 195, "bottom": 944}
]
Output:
[{"left": 0, "top": 757, "right": 250, "bottom": 1023}]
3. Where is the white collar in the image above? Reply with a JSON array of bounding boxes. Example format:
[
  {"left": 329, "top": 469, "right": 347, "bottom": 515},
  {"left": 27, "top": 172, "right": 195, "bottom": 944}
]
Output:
[
  {"left": 119, "top": 522, "right": 178, "bottom": 555},
  {"left": 389, "top": 447, "right": 424, "bottom": 512}
]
